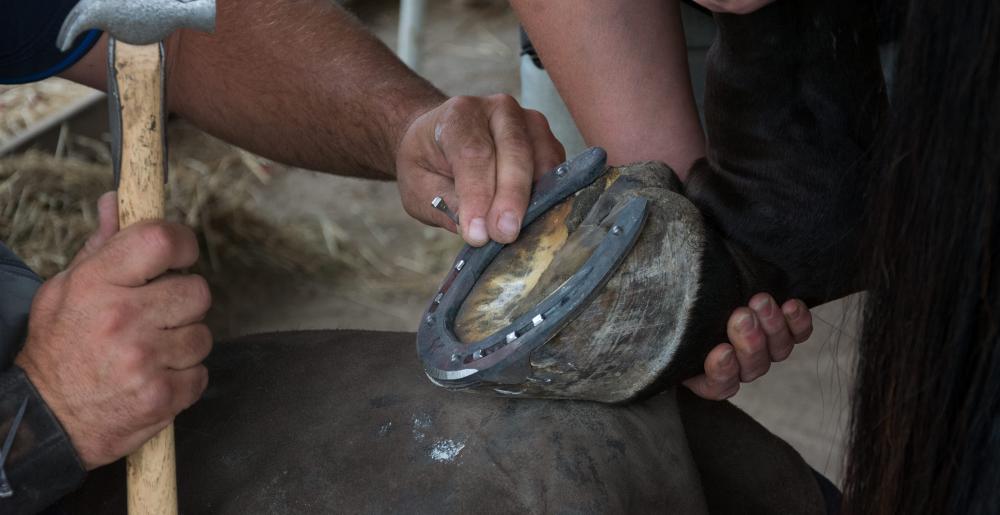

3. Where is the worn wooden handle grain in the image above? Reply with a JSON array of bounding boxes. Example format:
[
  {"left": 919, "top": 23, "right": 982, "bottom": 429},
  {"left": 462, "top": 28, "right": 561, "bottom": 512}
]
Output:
[
  {"left": 113, "top": 41, "right": 177, "bottom": 515},
  {"left": 115, "top": 41, "right": 166, "bottom": 227}
]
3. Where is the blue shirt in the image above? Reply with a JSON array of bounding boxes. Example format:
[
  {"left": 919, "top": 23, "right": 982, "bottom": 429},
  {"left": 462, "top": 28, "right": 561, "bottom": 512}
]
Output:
[{"left": 0, "top": 0, "right": 100, "bottom": 84}]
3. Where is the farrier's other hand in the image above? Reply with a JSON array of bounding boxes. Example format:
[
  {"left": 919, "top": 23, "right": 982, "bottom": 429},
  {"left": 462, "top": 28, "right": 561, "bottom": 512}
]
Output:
[
  {"left": 14, "top": 192, "right": 212, "bottom": 470},
  {"left": 683, "top": 293, "right": 813, "bottom": 400},
  {"left": 692, "top": 0, "right": 775, "bottom": 14},
  {"left": 396, "top": 94, "right": 565, "bottom": 246}
]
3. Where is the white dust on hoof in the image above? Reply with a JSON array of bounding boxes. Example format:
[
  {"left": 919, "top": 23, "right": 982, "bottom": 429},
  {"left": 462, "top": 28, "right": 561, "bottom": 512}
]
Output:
[
  {"left": 377, "top": 421, "right": 393, "bottom": 436},
  {"left": 429, "top": 439, "right": 466, "bottom": 463}
]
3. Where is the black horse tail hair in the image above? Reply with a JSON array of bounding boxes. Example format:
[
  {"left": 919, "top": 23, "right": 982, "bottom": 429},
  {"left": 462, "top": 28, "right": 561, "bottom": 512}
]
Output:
[{"left": 844, "top": 1, "right": 1000, "bottom": 513}]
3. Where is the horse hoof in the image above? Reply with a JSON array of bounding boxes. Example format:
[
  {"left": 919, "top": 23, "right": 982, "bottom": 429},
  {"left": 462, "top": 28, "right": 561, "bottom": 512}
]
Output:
[{"left": 418, "top": 149, "right": 748, "bottom": 402}]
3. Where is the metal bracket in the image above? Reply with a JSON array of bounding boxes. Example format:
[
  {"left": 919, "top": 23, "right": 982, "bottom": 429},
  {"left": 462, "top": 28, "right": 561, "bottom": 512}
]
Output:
[{"left": 416, "top": 147, "right": 649, "bottom": 389}]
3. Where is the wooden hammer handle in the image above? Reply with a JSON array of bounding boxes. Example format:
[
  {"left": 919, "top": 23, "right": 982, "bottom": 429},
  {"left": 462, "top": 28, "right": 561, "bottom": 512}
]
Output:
[
  {"left": 112, "top": 41, "right": 177, "bottom": 515},
  {"left": 115, "top": 41, "right": 167, "bottom": 226}
]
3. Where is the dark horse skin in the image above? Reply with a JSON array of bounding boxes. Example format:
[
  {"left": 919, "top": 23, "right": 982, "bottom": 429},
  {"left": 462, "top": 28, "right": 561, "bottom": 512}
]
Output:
[
  {"left": 639, "top": 0, "right": 889, "bottom": 393},
  {"left": 56, "top": 331, "right": 825, "bottom": 514},
  {"left": 684, "top": 0, "right": 887, "bottom": 309}
]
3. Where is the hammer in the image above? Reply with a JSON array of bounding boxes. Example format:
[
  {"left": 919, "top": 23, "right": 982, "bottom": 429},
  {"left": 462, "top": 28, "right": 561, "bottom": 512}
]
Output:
[{"left": 57, "top": 2, "right": 215, "bottom": 514}]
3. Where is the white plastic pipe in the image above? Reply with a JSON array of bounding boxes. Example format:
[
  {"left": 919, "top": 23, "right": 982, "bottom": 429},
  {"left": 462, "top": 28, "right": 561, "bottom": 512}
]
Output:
[{"left": 397, "top": 0, "right": 426, "bottom": 72}]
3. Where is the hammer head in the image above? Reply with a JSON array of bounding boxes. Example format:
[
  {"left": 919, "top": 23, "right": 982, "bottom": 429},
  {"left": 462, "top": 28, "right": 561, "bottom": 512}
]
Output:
[{"left": 57, "top": 0, "right": 215, "bottom": 52}]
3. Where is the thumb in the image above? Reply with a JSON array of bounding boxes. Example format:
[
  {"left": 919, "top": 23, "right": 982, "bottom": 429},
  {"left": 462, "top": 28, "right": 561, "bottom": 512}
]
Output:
[{"left": 70, "top": 191, "right": 119, "bottom": 267}]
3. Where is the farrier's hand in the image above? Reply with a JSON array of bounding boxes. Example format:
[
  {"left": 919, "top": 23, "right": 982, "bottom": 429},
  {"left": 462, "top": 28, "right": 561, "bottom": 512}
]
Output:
[
  {"left": 683, "top": 293, "right": 813, "bottom": 400},
  {"left": 692, "top": 0, "right": 775, "bottom": 14},
  {"left": 14, "top": 192, "right": 212, "bottom": 470},
  {"left": 396, "top": 94, "right": 565, "bottom": 246}
]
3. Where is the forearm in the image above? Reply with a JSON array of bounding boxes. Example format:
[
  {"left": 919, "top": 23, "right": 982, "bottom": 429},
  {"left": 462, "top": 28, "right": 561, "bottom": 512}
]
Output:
[
  {"left": 512, "top": 0, "right": 705, "bottom": 177},
  {"left": 65, "top": 0, "right": 446, "bottom": 179}
]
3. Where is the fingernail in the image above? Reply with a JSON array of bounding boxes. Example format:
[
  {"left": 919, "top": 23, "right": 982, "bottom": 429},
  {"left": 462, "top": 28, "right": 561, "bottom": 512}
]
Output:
[
  {"left": 735, "top": 312, "right": 755, "bottom": 333},
  {"left": 498, "top": 211, "right": 520, "bottom": 239},
  {"left": 720, "top": 348, "right": 736, "bottom": 367},
  {"left": 750, "top": 296, "right": 773, "bottom": 317},
  {"left": 467, "top": 217, "right": 488, "bottom": 244},
  {"left": 784, "top": 303, "right": 800, "bottom": 319}
]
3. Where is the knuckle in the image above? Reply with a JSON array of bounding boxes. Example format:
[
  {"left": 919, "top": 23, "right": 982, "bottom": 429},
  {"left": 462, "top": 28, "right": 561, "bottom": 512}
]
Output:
[
  {"left": 760, "top": 318, "right": 786, "bottom": 336},
  {"left": 137, "top": 223, "right": 176, "bottom": 257},
  {"left": 457, "top": 140, "right": 495, "bottom": 163},
  {"left": 187, "top": 275, "right": 212, "bottom": 313},
  {"left": 101, "top": 301, "right": 134, "bottom": 335},
  {"left": 120, "top": 344, "right": 151, "bottom": 375},
  {"left": 461, "top": 192, "right": 493, "bottom": 214},
  {"left": 445, "top": 95, "right": 478, "bottom": 116},
  {"left": 488, "top": 93, "right": 518, "bottom": 109},
  {"left": 709, "top": 359, "right": 737, "bottom": 381},
  {"left": 523, "top": 109, "right": 548, "bottom": 126},
  {"left": 498, "top": 124, "right": 532, "bottom": 152},
  {"left": 489, "top": 191, "right": 527, "bottom": 212},
  {"left": 739, "top": 330, "right": 768, "bottom": 355},
  {"left": 138, "top": 376, "right": 174, "bottom": 419},
  {"left": 190, "top": 324, "right": 214, "bottom": 357},
  {"left": 703, "top": 371, "right": 722, "bottom": 389}
]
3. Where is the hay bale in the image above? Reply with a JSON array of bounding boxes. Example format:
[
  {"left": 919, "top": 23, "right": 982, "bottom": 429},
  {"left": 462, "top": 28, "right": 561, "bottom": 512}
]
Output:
[
  {"left": 0, "top": 151, "right": 109, "bottom": 276},
  {"left": 0, "top": 142, "right": 359, "bottom": 281}
]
